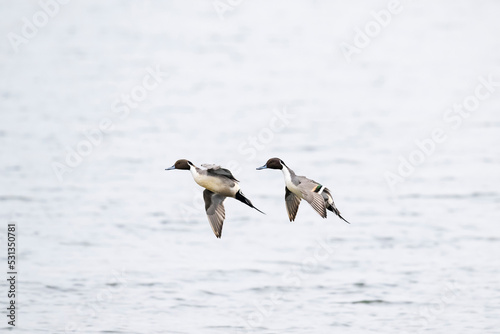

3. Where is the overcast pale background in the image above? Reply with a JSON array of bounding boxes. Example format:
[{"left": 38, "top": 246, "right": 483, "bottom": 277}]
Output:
[{"left": 1, "top": 0, "right": 500, "bottom": 333}]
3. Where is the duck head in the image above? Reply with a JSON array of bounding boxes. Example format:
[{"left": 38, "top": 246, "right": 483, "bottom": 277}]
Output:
[
  {"left": 256, "top": 158, "right": 284, "bottom": 170},
  {"left": 165, "top": 159, "right": 193, "bottom": 170}
]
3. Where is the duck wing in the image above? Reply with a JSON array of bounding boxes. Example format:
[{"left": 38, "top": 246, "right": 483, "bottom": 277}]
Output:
[
  {"left": 203, "top": 189, "right": 226, "bottom": 238},
  {"left": 296, "top": 176, "right": 327, "bottom": 218},
  {"left": 201, "top": 164, "right": 239, "bottom": 182},
  {"left": 285, "top": 187, "right": 301, "bottom": 222}
]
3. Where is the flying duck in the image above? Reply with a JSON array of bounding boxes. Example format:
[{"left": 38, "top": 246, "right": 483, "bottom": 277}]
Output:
[
  {"left": 256, "top": 158, "right": 349, "bottom": 223},
  {"left": 166, "top": 159, "right": 264, "bottom": 238}
]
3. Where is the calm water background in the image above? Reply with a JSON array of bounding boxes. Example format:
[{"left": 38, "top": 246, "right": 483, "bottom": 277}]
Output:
[{"left": 1, "top": 1, "right": 500, "bottom": 333}]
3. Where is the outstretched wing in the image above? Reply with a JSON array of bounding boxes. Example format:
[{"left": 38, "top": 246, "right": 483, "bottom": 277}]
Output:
[
  {"left": 285, "top": 187, "right": 301, "bottom": 222},
  {"left": 201, "top": 164, "right": 239, "bottom": 182},
  {"left": 297, "top": 176, "right": 327, "bottom": 218},
  {"left": 203, "top": 189, "right": 226, "bottom": 238}
]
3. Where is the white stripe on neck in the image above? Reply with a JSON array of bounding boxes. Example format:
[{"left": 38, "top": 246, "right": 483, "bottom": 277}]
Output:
[{"left": 282, "top": 165, "right": 301, "bottom": 197}]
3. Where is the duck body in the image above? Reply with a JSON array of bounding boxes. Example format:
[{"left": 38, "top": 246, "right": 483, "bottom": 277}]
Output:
[{"left": 189, "top": 165, "right": 240, "bottom": 197}]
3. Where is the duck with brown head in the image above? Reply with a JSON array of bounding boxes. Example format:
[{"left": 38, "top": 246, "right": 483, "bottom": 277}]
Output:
[
  {"left": 257, "top": 157, "right": 350, "bottom": 224},
  {"left": 166, "top": 159, "right": 264, "bottom": 238},
  {"left": 256, "top": 157, "right": 284, "bottom": 170},
  {"left": 165, "top": 159, "right": 193, "bottom": 170}
]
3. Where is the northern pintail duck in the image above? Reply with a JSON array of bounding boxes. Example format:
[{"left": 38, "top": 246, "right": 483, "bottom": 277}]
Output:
[
  {"left": 166, "top": 159, "right": 264, "bottom": 238},
  {"left": 256, "top": 158, "right": 349, "bottom": 223}
]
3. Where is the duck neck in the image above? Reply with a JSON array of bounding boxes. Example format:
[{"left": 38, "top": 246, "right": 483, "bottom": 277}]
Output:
[
  {"left": 281, "top": 165, "right": 295, "bottom": 185},
  {"left": 189, "top": 164, "right": 201, "bottom": 179}
]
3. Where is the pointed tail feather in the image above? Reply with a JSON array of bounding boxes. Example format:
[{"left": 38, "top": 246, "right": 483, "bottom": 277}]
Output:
[
  {"left": 338, "top": 214, "right": 350, "bottom": 224},
  {"left": 327, "top": 205, "right": 350, "bottom": 224},
  {"left": 235, "top": 190, "right": 265, "bottom": 214}
]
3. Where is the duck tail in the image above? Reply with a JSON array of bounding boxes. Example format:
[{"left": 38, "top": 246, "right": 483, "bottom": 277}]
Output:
[
  {"left": 235, "top": 190, "right": 265, "bottom": 214},
  {"left": 327, "top": 204, "right": 350, "bottom": 224},
  {"left": 338, "top": 213, "right": 350, "bottom": 224}
]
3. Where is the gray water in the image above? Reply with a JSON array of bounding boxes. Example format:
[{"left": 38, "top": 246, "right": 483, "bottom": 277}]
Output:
[{"left": 1, "top": 1, "right": 500, "bottom": 333}]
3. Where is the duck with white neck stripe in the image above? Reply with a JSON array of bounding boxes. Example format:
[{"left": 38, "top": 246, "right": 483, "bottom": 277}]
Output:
[
  {"left": 257, "top": 158, "right": 350, "bottom": 223},
  {"left": 166, "top": 159, "right": 264, "bottom": 238}
]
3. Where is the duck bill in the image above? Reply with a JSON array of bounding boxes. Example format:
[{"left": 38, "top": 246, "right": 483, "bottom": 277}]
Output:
[
  {"left": 165, "top": 165, "right": 176, "bottom": 170},
  {"left": 256, "top": 165, "right": 267, "bottom": 170}
]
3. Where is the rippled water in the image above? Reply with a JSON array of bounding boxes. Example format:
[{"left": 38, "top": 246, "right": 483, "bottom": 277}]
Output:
[{"left": 1, "top": 1, "right": 500, "bottom": 333}]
